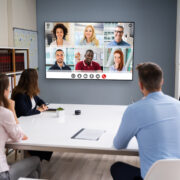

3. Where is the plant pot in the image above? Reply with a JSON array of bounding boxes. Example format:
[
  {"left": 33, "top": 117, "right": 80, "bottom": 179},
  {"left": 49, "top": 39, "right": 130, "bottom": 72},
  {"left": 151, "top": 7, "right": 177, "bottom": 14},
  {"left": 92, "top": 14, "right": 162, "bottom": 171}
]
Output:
[{"left": 56, "top": 110, "right": 65, "bottom": 123}]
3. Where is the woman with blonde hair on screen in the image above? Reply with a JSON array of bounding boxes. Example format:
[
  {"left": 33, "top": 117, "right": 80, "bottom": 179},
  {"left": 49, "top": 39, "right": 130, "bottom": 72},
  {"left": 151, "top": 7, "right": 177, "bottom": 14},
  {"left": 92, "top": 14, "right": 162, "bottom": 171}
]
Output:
[
  {"left": 110, "top": 49, "right": 126, "bottom": 72},
  {"left": 80, "top": 25, "right": 99, "bottom": 46}
]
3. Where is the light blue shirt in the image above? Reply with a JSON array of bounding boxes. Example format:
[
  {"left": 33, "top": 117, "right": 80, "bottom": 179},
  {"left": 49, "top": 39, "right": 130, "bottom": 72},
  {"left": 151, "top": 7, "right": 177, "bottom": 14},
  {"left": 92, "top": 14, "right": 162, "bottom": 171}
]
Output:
[
  {"left": 114, "top": 91, "right": 180, "bottom": 178},
  {"left": 109, "top": 65, "right": 126, "bottom": 72},
  {"left": 79, "top": 39, "right": 96, "bottom": 46},
  {"left": 108, "top": 40, "right": 130, "bottom": 47}
]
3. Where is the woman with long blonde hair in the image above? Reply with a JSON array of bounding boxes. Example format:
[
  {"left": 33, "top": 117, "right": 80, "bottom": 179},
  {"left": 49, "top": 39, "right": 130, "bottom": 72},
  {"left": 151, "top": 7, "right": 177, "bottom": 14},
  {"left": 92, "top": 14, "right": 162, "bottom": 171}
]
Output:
[{"left": 80, "top": 25, "right": 99, "bottom": 46}]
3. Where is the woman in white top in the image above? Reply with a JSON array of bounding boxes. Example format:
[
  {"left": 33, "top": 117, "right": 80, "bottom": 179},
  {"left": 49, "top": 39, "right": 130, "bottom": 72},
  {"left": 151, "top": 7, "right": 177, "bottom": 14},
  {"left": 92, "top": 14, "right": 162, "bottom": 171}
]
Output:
[
  {"left": 50, "top": 23, "right": 70, "bottom": 47},
  {"left": 0, "top": 74, "right": 41, "bottom": 180}
]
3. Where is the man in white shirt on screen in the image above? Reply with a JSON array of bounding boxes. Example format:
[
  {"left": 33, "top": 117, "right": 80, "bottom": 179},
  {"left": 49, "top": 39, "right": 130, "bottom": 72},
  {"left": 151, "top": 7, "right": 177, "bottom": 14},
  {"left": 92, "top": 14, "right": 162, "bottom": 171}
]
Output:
[{"left": 111, "top": 62, "right": 180, "bottom": 180}]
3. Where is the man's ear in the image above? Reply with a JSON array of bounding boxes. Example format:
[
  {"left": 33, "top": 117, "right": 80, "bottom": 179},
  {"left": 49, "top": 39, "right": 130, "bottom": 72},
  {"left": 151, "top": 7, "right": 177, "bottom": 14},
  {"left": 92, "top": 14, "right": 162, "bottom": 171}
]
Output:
[
  {"left": 161, "top": 78, "right": 164, "bottom": 86},
  {"left": 138, "top": 80, "right": 144, "bottom": 92}
]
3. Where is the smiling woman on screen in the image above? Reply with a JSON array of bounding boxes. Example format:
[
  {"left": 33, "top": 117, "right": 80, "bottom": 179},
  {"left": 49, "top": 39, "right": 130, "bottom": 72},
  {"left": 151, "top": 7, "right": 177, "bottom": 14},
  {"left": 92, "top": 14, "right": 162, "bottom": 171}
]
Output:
[
  {"left": 109, "top": 49, "right": 126, "bottom": 72},
  {"left": 50, "top": 23, "right": 70, "bottom": 47},
  {"left": 80, "top": 25, "right": 99, "bottom": 46}
]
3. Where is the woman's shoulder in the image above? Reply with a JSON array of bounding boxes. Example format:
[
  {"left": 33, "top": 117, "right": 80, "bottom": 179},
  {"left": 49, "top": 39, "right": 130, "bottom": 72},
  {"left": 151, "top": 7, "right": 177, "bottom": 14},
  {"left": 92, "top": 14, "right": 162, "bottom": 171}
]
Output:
[
  {"left": 13, "top": 92, "right": 28, "bottom": 100},
  {"left": 93, "top": 39, "right": 99, "bottom": 46},
  {"left": 50, "top": 40, "right": 56, "bottom": 46},
  {"left": 121, "top": 66, "right": 127, "bottom": 71},
  {"left": 109, "top": 65, "right": 115, "bottom": 71},
  {"left": 79, "top": 39, "right": 85, "bottom": 45},
  {"left": 0, "top": 106, "right": 13, "bottom": 119},
  {"left": 33, "top": 95, "right": 40, "bottom": 99},
  {"left": 50, "top": 40, "right": 70, "bottom": 46},
  {"left": 13, "top": 92, "right": 26, "bottom": 97},
  {"left": 80, "top": 40, "right": 96, "bottom": 46},
  {"left": 63, "top": 40, "right": 70, "bottom": 45}
]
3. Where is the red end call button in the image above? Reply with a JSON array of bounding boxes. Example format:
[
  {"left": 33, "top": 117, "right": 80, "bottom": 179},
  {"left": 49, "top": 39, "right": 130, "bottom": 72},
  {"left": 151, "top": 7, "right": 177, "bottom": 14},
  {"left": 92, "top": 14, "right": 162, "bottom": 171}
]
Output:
[{"left": 102, "top": 74, "right": 106, "bottom": 79}]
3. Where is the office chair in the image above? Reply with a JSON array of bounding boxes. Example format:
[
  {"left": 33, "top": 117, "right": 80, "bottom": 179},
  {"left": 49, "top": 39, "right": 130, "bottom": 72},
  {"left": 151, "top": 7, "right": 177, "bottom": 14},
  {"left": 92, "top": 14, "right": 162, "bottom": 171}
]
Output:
[{"left": 144, "top": 159, "right": 180, "bottom": 180}]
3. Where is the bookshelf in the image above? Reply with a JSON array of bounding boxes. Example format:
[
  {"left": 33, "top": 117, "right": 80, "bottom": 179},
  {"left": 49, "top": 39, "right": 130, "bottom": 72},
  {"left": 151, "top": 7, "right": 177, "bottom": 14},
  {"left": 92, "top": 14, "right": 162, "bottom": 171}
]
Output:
[{"left": 0, "top": 47, "right": 29, "bottom": 87}]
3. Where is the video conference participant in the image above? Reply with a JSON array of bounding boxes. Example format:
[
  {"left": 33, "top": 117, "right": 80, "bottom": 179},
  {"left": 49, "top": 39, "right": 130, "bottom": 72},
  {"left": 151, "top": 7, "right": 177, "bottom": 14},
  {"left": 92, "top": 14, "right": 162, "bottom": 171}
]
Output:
[
  {"left": 0, "top": 74, "right": 41, "bottom": 180},
  {"left": 110, "top": 49, "right": 126, "bottom": 72},
  {"left": 75, "top": 49, "right": 101, "bottom": 71},
  {"left": 50, "top": 23, "right": 70, "bottom": 47},
  {"left": 79, "top": 25, "right": 99, "bottom": 46},
  {"left": 49, "top": 49, "right": 71, "bottom": 70},
  {"left": 11, "top": 69, "right": 53, "bottom": 161},
  {"left": 75, "top": 52, "right": 81, "bottom": 64},
  {"left": 110, "top": 62, "right": 180, "bottom": 180},
  {"left": 108, "top": 25, "right": 130, "bottom": 47}
]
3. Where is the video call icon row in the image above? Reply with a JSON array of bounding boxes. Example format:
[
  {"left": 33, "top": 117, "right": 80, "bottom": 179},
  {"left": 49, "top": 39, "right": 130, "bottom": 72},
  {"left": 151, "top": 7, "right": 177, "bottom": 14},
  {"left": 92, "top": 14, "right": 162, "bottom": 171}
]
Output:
[{"left": 71, "top": 73, "right": 106, "bottom": 79}]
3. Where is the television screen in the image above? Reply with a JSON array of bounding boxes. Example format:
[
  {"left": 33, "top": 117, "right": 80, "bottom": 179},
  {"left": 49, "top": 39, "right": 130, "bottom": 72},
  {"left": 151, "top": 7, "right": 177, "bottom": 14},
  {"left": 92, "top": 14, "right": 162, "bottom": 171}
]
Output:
[{"left": 45, "top": 22, "right": 134, "bottom": 80}]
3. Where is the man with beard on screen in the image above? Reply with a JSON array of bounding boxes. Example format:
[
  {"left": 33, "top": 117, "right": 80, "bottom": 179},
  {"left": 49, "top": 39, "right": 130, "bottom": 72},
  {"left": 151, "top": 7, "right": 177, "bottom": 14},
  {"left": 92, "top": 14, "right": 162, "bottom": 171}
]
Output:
[
  {"left": 49, "top": 49, "right": 71, "bottom": 70},
  {"left": 108, "top": 25, "right": 130, "bottom": 47}
]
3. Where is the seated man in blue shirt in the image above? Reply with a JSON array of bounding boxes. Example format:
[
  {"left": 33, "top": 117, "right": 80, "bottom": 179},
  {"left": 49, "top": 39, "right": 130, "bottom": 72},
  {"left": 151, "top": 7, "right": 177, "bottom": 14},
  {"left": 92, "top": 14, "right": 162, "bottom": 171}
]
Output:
[
  {"left": 108, "top": 25, "right": 130, "bottom": 47},
  {"left": 111, "top": 62, "right": 180, "bottom": 180},
  {"left": 49, "top": 49, "right": 71, "bottom": 70}
]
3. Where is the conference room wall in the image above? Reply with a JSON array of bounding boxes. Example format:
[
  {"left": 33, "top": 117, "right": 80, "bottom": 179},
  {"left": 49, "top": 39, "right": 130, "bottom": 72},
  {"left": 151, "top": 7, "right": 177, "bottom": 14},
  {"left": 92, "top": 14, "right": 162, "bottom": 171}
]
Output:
[{"left": 37, "top": 0, "right": 177, "bottom": 105}]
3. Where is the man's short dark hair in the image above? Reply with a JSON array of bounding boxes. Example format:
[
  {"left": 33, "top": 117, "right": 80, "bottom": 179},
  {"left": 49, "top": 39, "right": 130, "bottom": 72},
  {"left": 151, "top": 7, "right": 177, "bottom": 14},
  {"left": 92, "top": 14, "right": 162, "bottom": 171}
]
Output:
[
  {"left": 116, "top": 25, "right": 124, "bottom": 32},
  {"left": 136, "top": 62, "right": 163, "bottom": 92},
  {"left": 56, "top": 49, "right": 64, "bottom": 54},
  {"left": 85, "top": 49, "right": 94, "bottom": 55}
]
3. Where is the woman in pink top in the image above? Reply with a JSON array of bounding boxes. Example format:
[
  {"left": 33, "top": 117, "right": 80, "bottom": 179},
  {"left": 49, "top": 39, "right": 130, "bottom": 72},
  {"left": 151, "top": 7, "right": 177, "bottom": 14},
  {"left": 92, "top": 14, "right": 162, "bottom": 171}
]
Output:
[{"left": 0, "top": 74, "right": 41, "bottom": 180}]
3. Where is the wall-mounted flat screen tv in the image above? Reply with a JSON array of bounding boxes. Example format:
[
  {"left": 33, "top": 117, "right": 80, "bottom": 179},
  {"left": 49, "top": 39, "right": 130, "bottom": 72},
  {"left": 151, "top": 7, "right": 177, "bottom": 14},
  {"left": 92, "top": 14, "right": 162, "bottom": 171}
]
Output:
[{"left": 45, "top": 22, "right": 134, "bottom": 80}]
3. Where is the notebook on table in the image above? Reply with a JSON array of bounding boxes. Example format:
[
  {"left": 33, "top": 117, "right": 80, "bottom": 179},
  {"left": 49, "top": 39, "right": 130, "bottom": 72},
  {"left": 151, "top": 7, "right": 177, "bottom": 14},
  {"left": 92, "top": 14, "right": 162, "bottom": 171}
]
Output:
[{"left": 71, "top": 128, "right": 106, "bottom": 141}]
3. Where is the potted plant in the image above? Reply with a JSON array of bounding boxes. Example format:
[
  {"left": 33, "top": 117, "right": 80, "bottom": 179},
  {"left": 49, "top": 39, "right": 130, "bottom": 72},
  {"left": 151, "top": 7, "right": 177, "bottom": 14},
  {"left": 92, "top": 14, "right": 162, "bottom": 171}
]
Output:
[{"left": 56, "top": 107, "right": 64, "bottom": 118}]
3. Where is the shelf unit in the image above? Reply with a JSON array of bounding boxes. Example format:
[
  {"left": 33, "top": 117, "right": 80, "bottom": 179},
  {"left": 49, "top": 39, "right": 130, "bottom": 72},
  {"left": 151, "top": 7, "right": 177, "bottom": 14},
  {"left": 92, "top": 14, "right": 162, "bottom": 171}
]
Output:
[{"left": 0, "top": 47, "right": 29, "bottom": 87}]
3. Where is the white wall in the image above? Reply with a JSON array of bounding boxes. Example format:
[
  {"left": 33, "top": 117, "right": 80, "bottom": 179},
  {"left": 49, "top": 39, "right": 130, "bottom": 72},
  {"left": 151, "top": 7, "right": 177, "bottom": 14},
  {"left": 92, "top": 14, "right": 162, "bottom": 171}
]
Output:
[
  {"left": 175, "top": 0, "right": 180, "bottom": 99},
  {"left": 0, "top": 0, "right": 36, "bottom": 47},
  {"left": 0, "top": 0, "right": 8, "bottom": 46},
  {"left": 12, "top": 0, "right": 37, "bottom": 30}
]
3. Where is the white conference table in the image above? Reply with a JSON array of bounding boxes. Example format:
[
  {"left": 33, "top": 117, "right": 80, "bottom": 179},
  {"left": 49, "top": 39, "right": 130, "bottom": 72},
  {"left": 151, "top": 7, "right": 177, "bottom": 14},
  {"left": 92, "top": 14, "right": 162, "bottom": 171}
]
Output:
[{"left": 6, "top": 104, "right": 138, "bottom": 156}]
